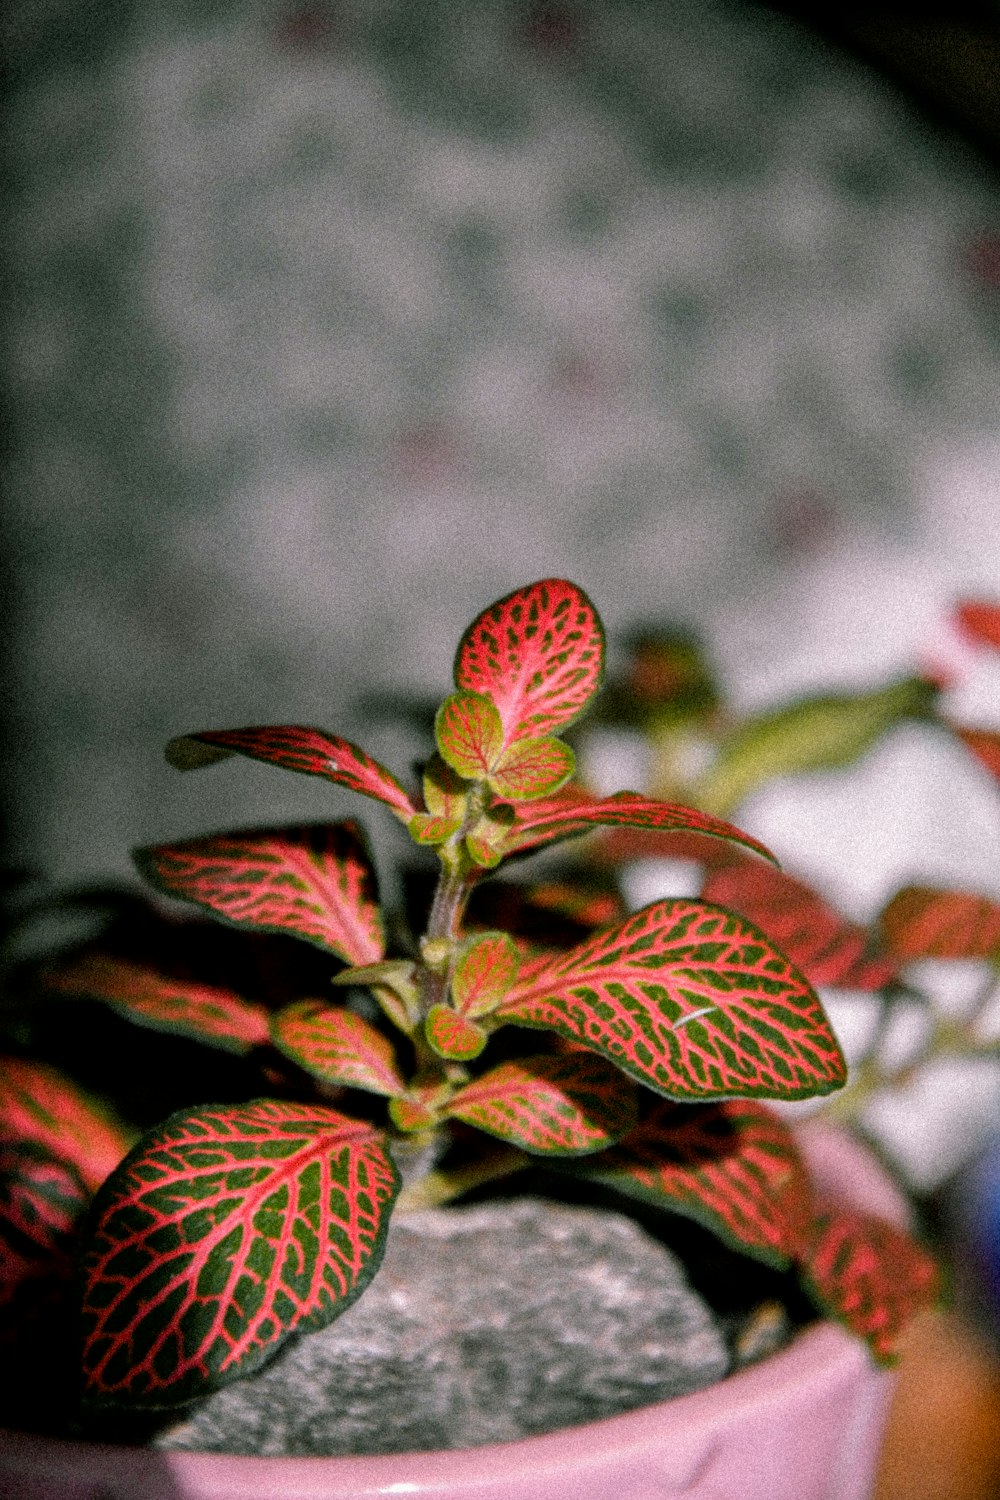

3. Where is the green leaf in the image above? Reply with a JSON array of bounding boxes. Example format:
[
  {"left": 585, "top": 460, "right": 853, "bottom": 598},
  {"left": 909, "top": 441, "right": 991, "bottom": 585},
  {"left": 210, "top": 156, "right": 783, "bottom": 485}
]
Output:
[
  {"left": 79, "top": 1101, "right": 399, "bottom": 1405},
  {"left": 135, "top": 822, "right": 385, "bottom": 967},
  {"left": 424, "top": 1005, "right": 487, "bottom": 1060},
  {"left": 45, "top": 955, "right": 272, "bottom": 1054},
  {"left": 464, "top": 801, "right": 516, "bottom": 867},
  {"left": 451, "top": 931, "right": 520, "bottom": 1017},
  {"left": 800, "top": 1207, "right": 939, "bottom": 1365},
  {"left": 410, "top": 757, "right": 468, "bottom": 845},
  {"left": 165, "top": 726, "right": 418, "bottom": 822},
  {"left": 445, "top": 1053, "right": 636, "bottom": 1155},
  {"left": 454, "top": 579, "right": 605, "bottom": 747},
  {"left": 409, "top": 813, "right": 458, "bottom": 846},
  {"left": 331, "top": 961, "right": 421, "bottom": 1036},
  {"left": 878, "top": 885, "right": 1000, "bottom": 961},
  {"left": 388, "top": 1096, "right": 439, "bottom": 1133},
  {"left": 271, "top": 1002, "right": 407, "bottom": 1096},
  {"left": 488, "top": 736, "right": 575, "bottom": 801},
  {"left": 693, "top": 677, "right": 939, "bottom": 816},
  {"left": 434, "top": 692, "right": 503, "bottom": 781},
  {"left": 495, "top": 899, "right": 847, "bottom": 1102},
  {"left": 575, "top": 1100, "right": 812, "bottom": 1267}
]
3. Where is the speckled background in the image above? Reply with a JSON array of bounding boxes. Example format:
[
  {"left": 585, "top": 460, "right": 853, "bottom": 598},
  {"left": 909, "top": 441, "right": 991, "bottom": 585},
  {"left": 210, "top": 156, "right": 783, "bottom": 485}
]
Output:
[{"left": 6, "top": 0, "right": 1000, "bottom": 894}]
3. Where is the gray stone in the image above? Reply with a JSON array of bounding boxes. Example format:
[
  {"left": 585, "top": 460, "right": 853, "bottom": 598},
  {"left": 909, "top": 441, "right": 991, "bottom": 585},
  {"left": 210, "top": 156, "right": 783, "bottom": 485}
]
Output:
[{"left": 155, "top": 1197, "right": 729, "bottom": 1458}]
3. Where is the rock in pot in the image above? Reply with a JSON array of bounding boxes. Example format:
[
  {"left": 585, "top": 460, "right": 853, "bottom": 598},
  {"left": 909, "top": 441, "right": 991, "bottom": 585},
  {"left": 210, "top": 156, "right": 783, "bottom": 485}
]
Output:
[{"left": 156, "top": 1197, "right": 729, "bottom": 1458}]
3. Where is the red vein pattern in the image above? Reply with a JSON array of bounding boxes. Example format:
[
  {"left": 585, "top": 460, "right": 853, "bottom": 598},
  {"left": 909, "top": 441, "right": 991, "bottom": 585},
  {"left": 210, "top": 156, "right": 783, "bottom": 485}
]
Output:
[
  {"left": 135, "top": 822, "right": 385, "bottom": 966},
  {"left": 495, "top": 899, "right": 846, "bottom": 1101},
  {"left": 166, "top": 726, "right": 418, "bottom": 821},
  {"left": 801, "top": 1207, "right": 939, "bottom": 1364},
  {"left": 527, "top": 882, "right": 626, "bottom": 929},
  {"left": 452, "top": 932, "right": 520, "bottom": 1017},
  {"left": 703, "top": 864, "right": 896, "bottom": 990},
  {"left": 422, "top": 754, "right": 468, "bottom": 826},
  {"left": 80, "top": 1100, "right": 399, "bottom": 1404},
  {"left": 580, "top": 1101, "right": 812, "bottom": 1266},
  {"left": 271, "top": 1002, "right": 406, "bottom": 1095},
  {"left": 502, "top": 789, "right": 777, "bottom": 863},
  {"left": 425, "top": 1005, "right": 487, "bottom": 1060},
  {"left": 446, "top": 1053, "right": 637, "bottom": 1155},
  {"left": 879, "top": 885, "right": 1000, "bottom": 960},
  {"left": 955, "top": 727, "right": 1000, "bottom": 783},
  {"left": 0, "top": 1142, "right": 88, "bottom": 1308},
  {"left": 46, "top": 955, "right": 271, "bottom": 1054},
  {"left": 0, "top": 1057, "right": 131, "bottom": 1194},
  {"left": 454, "top": 579, "right": 605, "bottom": 745},
  {"left": 955, "top": 600, "right": 1000, "bottom": 651},
  {"left": 434, "top": 692, "right": 503, "bottom": 780},
  {"left": 489, "top": 736, "right": 575, "bottom": 801}
]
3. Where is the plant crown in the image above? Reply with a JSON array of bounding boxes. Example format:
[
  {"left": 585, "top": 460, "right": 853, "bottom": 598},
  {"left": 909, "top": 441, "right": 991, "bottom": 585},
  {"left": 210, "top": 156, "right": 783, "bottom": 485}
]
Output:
[{"left": 3, "top": 578, "right": 961, "bottom": 1411}]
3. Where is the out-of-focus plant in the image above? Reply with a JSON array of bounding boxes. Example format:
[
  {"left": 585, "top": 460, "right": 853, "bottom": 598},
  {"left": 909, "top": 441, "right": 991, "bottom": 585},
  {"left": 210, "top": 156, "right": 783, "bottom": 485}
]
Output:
[{"left": 584, "top": 597, "right": 1000, "bottom": 1146}]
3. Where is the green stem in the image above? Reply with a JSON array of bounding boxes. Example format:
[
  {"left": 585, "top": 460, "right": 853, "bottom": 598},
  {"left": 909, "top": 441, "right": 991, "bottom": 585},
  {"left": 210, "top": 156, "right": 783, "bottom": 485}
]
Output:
[
  {"left": 823, "top": 976, "right": 1000, "bottom": 1125},
  {"left": 393, "top": 1144, "right": 530, "bottom": 1214}
]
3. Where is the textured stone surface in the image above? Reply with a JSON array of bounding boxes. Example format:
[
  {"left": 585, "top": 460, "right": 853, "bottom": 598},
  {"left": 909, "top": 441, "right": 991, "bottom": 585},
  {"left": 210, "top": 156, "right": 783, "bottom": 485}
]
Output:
[{"left": 155, "top": 1197, "right": 729, "bottom": 1457}]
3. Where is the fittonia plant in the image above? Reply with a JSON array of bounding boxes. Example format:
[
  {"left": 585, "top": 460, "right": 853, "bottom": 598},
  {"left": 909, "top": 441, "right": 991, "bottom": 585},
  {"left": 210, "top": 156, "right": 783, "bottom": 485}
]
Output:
[{"left": 6, "top": 580, "right": 937, "bottom": 1412}]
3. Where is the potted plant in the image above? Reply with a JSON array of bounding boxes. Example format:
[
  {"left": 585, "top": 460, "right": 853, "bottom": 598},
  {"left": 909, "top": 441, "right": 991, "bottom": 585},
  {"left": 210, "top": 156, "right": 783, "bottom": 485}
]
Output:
[{"left": 0, "top": 579, "right": 939, "bottom": 1499}]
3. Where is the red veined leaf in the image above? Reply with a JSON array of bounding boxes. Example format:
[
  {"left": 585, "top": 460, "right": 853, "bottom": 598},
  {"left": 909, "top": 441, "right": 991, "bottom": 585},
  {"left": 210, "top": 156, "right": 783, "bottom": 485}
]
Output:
[
  {"left": 80, "top": 1099, "right": 400, "bottom": 1405},
  {"left": 528, "top": 882, "right": 625, "bottom": 929},
  {"left": 410, "top": 755, "right": 468, "bottom": 844},
  {"left": 879, "top": 885, "right": 1000, "bottom": 961},
  {"left": 0, "top": 1057, "right": 132, "bottom": 1194},
  {"left": 388, "top": 1073, "right": 451, "bottom": 1133},
  {"left": 954, "top": 727, "right": 1000, "bottom": 782},
  {"left": 501, "top": 788, "right": 777, "bottom": 864},
  {"left": 423, "top": 754, "right": 469, "bottom": 822},
  {"left": 800, "top": 1207, "right": 939, "bottom": 1364},
  {"left": 332, "top": 960, "right": 421, "bottom": 1035},
  {"left": 454, "top": 579, "right": 605, "bottom": 746},
  {"left": 271, "top": 1002, "right": 406, "bottom": 1095},
  {"left": 409, "top": 814, "right": 457, "bottom": 847},
  {"left": 489, "top": 736, "right": 575, "bottom": 801},
  {"left": 703, "top": 864, "right": 897, "bottom": 990},
  {"left": 445, "top": 1053, "right": 637, "bottom": 1155},
  {"left": 494, "top": 899, "right": 847, "bottom": 1102},
  {"left": 0, "top": 1142, "right": 88, "bottom": 1304},
  {"left": 425, "top": 1005, "right": 487, "bottom": 1060},
  {"left": 576, "top": 1101, "right": 812, "bottom": 1267},
  {"left": 135, "top": 822, "right": 384, "bottom": 967},
  {"left": 165, "top": 726, "right": 418, "bottom": 822},
  {"left": 388, "top": 1097, "right": 438, "bottom": 1133},
  {"left": 451, "top": 932, "right": 520, "bottom": 1017},
  {"left": 434, "top": 692, "right": 503, "bottom": 781},
  {"left": 955, "top": 600, "right": 1000, "bottom": 651},
  {"left": 45, "top": 954, "right": 271, "bottom": 1054},
  {"left": 465, "top": 802, "right": 516, "bottom": 868}
]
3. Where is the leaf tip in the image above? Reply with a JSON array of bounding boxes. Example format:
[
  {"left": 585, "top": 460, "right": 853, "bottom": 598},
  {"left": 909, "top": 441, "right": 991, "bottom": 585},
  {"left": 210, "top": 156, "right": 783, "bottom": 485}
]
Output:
[{"left": 164, "top": 734, "right": 232, "bottom": 771}]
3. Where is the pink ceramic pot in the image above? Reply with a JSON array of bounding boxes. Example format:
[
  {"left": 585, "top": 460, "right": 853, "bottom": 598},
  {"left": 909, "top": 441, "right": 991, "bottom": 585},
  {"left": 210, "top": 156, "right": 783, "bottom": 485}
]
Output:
[{"left": 0, "top": 1127, "right": 905, "bottom": 1500}]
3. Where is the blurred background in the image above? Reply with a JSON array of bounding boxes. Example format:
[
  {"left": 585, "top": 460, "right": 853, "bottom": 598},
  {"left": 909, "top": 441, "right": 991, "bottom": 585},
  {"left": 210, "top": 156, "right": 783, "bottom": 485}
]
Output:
[
  {"left": 5, "top": 0, "right": 1000, "bottom": 885},
  {"left": 4, "top": 2, "right": 1000, "bottom": 1493}
]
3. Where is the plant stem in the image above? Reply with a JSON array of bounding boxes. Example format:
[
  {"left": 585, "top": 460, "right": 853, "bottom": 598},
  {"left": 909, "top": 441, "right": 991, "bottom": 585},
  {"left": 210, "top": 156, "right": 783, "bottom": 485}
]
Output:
[
  {"left": 823, "top": 973, "right": 1000, "bottom": 1125},
  {"left": 393, "top": 1144, "right": 530, "bottom": 1214}
]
